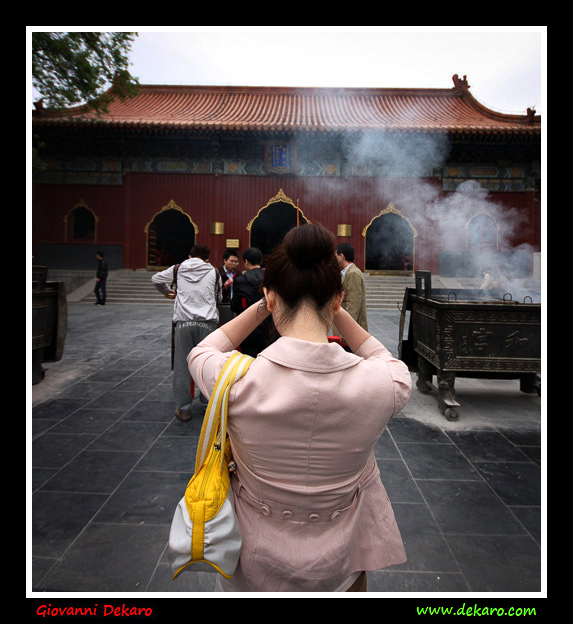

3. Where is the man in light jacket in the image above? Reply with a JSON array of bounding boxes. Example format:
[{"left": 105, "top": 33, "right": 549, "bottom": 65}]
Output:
[
  {"left": 152, "top": 245, "right": 222, "bottom": 420},
  {"left": 333, "top": 243, "right": 368, "bottom": 343}
]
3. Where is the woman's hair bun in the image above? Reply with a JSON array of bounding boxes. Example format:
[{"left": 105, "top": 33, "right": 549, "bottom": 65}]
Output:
[
  {"left": 263, "top": 223, "right": 341, "bottom": 314},
  {"left": 283, "top": 224, "right": 335, "bottom": 269}
]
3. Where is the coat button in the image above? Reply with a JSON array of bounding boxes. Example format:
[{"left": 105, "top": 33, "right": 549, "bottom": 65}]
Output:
[
  {"left": 308, "top": 513, "right": 320, "bottom": 521},
  {"left": 261, "top": 505, "right": 271, "bottom": 516},
  {"left": 282, "top": 510, "right": 293, "bottom": 519}
]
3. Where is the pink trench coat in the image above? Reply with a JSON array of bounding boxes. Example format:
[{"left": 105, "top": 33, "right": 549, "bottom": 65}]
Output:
[{"left": 188, "top": 329, "right": 412, "bottom": 592}]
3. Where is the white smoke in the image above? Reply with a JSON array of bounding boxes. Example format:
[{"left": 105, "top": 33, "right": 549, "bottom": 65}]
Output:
[{"left": 295, "top": 120, "right": 539, "bottom": 300}]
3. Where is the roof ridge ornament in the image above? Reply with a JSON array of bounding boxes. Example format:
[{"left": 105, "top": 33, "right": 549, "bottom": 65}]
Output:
[{"left": 452, "top": 74, "right": 470, "bottom": 93}]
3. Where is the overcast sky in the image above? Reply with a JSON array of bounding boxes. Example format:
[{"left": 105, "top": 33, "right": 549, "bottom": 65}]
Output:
[{"left": 127, "top": 27, "right": 545, "bottom": 116}]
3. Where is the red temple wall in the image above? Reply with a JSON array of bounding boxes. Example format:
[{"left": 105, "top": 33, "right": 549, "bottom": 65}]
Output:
[{"left": 32, "top": 172, "right": 537, "bottom": 274}]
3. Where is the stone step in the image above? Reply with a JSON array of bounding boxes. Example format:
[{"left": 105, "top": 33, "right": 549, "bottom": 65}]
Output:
[
  {"left": 72, "top": 270, "right": 539, "bottom": 310},
  {"left": 80, "top": 270, "right": 172, "bottom": 305},
  {"left": 364, "top": 274, "right": 415, "bottom": 309},
  {"left": 78, "top": 270, "right": 419, "bottom": 309}
]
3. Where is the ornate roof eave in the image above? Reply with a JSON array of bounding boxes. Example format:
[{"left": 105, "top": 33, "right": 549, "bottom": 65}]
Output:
[
  {"left": 32, "top": 76, "right": 541, "bottom": 137},
  {"left": 31, "top": 121, "right": 541, "bottom": 140},
  {"left": 451, "top": 74, "right": 540, "bottom": 125}
]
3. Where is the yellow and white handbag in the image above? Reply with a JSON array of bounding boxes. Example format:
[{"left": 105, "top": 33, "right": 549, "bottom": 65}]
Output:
[{"left": 168, "top": 352, "right": 254, "bottom": 579}]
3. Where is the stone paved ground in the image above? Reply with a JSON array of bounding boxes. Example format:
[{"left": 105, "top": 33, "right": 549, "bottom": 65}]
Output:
[{"left": 30, "top": 303, "right": 542, "bottom": 594}]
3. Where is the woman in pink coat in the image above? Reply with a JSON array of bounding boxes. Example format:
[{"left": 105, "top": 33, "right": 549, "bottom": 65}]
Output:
[{"left": 189, "top": 224, "right": 411, "bottom": 592}]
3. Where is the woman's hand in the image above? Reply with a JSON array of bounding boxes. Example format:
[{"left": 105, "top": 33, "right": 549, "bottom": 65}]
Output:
[
  {"left": 219, "top": 299, "right": 271, "bottom": 348},
  {"left": 332, "top": 307, "right": 371, "bottom": 352}
]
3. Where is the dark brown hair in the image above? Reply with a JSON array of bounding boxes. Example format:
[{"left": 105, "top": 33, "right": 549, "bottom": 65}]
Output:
[
  {"left": 189, "top": 245, "right": 210, "bottom": 261},
  {"left": 263, "top": 224, "right": 342, "bottom": 322}
]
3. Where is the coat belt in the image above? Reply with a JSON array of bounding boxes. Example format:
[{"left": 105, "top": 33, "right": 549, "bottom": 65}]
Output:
[{"left": 233, "top": 459, "right": 380, "bottom": 522}]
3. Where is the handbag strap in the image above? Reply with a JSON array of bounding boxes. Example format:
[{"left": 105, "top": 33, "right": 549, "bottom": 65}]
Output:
[{"left": 195, "top": 352, "right": 254, "bottom": 474}]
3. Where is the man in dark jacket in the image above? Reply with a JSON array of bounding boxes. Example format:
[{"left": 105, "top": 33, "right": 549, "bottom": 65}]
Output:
[
  {"left": 231, "top": 247, "right": 277, "bottom": 356},
  {"left": 94, "top": 251, "right": 108, "bottom": 306},
  {"left": 217, "top": 249, "right": 240, "bottom": 326}
]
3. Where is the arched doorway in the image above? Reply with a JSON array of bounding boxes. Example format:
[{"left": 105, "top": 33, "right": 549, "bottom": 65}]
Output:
[
  {"left": 64, "top": 199, "right": 98, "bottom": 242},
  {"left": 467, "top": 211, "right": 499, "bottom": 250},
  {"left": 145, "top": 200, "right": 199, "bottom": 268},
  {"left": 363, "top": 204, "right": 417, "bottom": 273},
  {"left": 246, "top": 189, "right": 309, "bottom": 260}
]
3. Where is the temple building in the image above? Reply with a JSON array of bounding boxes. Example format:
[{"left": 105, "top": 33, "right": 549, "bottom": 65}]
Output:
[{"left": 32, "top": 74, "right": 541, "bottom": 278}]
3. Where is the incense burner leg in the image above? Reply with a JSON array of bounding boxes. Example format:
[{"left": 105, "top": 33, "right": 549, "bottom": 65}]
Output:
[
  {"left": 437, "top": 371, "right": 460, "bottom": 421},
  {"left": 416, "top": 356, "right": 434, "bottom": 393},
  {"left": 520, "top": 373, "right": 541, "bottom": 396}
]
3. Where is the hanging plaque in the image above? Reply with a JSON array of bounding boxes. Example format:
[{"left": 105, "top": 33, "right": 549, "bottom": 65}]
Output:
[{"left": 264, "top": 143, "right": 296, "bottom": 174}]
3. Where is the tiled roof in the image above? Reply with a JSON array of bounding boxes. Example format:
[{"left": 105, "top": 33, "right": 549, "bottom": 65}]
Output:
[{"left": 32, "top": 76, "right": 540, "bottom": 135}]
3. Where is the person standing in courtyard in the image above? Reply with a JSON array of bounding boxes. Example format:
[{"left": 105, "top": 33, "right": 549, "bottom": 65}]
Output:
[
  {"left": 94, "top": 251, "right": 108, "bottom": 306},
  {"left": 218, "top": 249, "right": 240, "bottom": 326},
  {"left": 231, "top": 247, "right": 277, "bottom": 356},
  {"left": 333, "top": 243, "right": 368, "bottom": 345},
  {"left": 152, "top": 245, "right": 222, "bottom": 421},
  {"left": 189, "top": 224, "right": 411, "bottom": 592}
]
